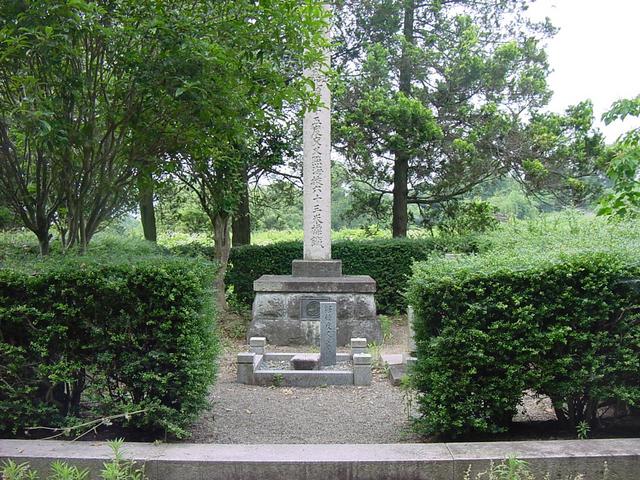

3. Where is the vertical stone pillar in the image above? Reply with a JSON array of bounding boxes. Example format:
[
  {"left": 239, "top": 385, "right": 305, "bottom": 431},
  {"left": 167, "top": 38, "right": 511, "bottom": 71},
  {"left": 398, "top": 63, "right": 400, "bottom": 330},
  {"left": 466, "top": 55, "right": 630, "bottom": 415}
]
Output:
[
  {"left": 247, "top": 4, "right": 380, "bottom": 348},
  {"left": 353, "top": 353, "right": 372, "bottom": 386},
  {"left": 302, "top": 5, "right": 332, "bottom": 261},
  {"left": 320, "top": 301, "right": 337, "bottom": 366},
  {"left": 237, "top": 352, "right": 256, "bottom": 385}
]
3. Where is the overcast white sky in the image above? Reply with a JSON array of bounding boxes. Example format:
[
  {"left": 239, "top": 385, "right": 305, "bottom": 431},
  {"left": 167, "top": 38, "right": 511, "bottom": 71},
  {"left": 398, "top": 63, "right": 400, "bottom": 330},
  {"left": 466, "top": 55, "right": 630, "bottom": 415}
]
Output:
[{"left": 527, "top": 0, "right": 640, "bottom": 142}]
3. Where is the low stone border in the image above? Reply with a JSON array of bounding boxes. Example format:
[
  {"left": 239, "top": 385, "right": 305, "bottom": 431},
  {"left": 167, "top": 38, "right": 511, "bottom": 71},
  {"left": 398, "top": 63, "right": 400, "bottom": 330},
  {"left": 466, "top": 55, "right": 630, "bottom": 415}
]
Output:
[
  {"left": 237, "top": 337, "right": 373, "bottom": 387},
  {"left": 1, "top": 439, "right": 639, "bottom": 480}
]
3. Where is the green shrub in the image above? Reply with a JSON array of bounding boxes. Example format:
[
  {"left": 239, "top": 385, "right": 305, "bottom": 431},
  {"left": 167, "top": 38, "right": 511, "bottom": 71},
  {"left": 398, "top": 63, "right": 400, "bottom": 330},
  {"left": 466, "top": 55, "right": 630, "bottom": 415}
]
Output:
[
  {"left": 0, "top": 251, "right": 218, "bottom": 438},
  {"left": 217, "top": 236, "right": 478, "bottom": 314},
  {"left": 407, "top": 221, "right": 640, "bottom": 438},
  {"left": 424, "top": 200, "right": 500, "bottom": 236}
]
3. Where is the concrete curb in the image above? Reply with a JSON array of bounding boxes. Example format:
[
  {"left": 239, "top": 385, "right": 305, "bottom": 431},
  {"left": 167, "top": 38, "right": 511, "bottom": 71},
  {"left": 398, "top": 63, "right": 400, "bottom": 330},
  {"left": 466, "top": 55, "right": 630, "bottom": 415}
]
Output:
[{"left": 1, "top": 439, "right": 639, "bottom": 480}]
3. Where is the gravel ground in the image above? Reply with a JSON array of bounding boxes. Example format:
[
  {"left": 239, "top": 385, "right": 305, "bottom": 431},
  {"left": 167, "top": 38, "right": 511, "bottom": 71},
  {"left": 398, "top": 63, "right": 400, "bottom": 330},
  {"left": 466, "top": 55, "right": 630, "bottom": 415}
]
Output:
[{"left": 188, "top": 319, "right": 555, "bottom": 444}]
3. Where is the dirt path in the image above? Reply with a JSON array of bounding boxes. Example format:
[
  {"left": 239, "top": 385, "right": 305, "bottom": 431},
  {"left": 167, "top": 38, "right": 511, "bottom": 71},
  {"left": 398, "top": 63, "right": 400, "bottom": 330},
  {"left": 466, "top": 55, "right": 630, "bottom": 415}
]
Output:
[
  {"left": 187, "top": 317, "right": 558, "bottom": 444},
  {"left": 188, "top": 318, "right": 421, "bottom": 444}
]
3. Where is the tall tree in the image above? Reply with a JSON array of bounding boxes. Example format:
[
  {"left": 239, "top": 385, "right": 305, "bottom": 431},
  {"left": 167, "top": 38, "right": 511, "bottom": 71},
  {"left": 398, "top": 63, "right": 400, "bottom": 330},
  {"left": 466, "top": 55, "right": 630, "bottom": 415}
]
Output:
[
  {"left": 172, "top": 0, "right": 329, "bottom": 309},
  {"left": 333, "top": 0, "right": 554, "bottom": 236},
  {"left": 232, "top": 167, "right": 251, "bottom": 247},
  {"left": 0, "top": 0, "right": 228, "bottom": 252},
  {"left": 511, "top": 101, "right": 606, "bottom": 208},
  {"left": 231, "top": 122, "right": 298, "bottom": 247}
]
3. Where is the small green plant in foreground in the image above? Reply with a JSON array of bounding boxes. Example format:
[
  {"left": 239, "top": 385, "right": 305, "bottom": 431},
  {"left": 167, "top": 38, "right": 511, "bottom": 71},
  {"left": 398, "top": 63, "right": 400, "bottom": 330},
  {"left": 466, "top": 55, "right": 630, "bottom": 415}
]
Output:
[
  {"left": 399, "top": 375, "right": 417, "bottom": 421},
  {"left": 101, "top": 439, "right": 146, "bottom": 480},
  {"left": 463, "top": 457, "right": 609, "bottom": 480},
  {"left": 1, "top": 460, "right": 39, "bottom": 480},
  {"left": 464, "top": 457, "right": 533, "bottom": 480},
  {"left": 576, "top": 421, "right": 591, "bottom": 440},
  {"left": 272, "top": 373, "right": 284, "bottom": 388},
  {"left": 1, "top": 439, "right": 146, "bottom": 480},
  {"left": 379, "top": 315, "right": 393, "bottom": 343},
  {"left": 49, "top": 461, "right": 88, "bottom": 480},
  {"left": 367, "top": 342, "right": 384, "bottom": 369}
]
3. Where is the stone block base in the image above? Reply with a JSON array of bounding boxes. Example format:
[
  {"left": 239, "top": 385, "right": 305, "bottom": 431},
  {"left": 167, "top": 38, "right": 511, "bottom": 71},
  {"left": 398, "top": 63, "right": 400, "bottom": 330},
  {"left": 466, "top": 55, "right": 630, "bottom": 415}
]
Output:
[
  {"left": 248, "top": 274, "right": 381, "bottom": 346},
  {"left": 292, "top": 259, "right": 342, "bottom": 277}
]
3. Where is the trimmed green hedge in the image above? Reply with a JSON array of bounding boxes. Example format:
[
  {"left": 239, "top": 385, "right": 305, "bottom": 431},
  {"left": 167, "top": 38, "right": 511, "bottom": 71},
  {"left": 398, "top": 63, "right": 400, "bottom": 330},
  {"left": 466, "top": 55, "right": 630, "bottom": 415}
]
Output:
[
  {"left": 407, "top": 230, "right": 640, "bottom": 438},
  {"left": 0, "top": 254, "right": 218, "bottom": 438},
  {"left": 192, "top": 236, "right": 478, "bottom": 314}
]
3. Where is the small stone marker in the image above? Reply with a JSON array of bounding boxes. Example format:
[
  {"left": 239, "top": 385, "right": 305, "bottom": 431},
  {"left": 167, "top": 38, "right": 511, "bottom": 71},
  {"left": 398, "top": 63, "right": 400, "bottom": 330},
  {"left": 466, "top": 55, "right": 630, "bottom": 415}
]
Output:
[
  {"left": 406, "top": 356, "right": 417, "bottom": 369},
  {"left": 320, "top": 301, "right": 337, "bottom": 366}
]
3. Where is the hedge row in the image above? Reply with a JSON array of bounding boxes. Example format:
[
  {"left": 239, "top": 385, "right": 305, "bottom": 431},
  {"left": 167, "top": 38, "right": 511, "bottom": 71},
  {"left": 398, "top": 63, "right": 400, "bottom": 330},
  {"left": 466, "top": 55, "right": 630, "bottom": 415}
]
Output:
[
  {"left": 407, "top": 241, "right": 640, "bottom": 438},
  {"left": 172, "top": 236, "right": 479, "bottom": 314},
  {"left": 0, "top": 254, "right": 219, "bottom": 438}
]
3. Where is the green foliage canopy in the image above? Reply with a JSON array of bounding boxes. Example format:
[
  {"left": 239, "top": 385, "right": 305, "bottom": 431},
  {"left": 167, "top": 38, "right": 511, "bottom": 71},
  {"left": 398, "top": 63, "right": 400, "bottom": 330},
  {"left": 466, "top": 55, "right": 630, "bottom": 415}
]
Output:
[
  {"left": 598, "top": 95, "right": 640, "bottom": 217},
  {"left": 513, "top": 101, "right": 606, "bottom": 208},
  {"left": 333, "top": 0, "right": 554, "bottom": 235}
]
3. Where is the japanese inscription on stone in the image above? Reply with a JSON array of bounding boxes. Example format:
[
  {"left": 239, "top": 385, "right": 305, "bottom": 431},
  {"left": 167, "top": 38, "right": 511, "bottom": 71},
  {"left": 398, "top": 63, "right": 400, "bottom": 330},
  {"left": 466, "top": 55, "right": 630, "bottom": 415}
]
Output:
[
  {"left": 302, "top": 35, "right": 331, "bottom": 260},
  {"left": 320, "top": 301, "right": 337, "bottom": 366}
]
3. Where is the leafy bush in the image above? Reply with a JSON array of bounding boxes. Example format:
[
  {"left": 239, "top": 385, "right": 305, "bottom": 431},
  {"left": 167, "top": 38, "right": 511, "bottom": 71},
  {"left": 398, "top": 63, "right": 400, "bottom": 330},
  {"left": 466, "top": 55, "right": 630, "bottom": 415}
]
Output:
[
  {"left": 408, "top": 219, "right": 640, "bottom": 437},
  {"left": 215, "top": 236, "right": 479, "bottom": 313},
  {"left": 0, "top": 250, "right": 218, "bottom": 438},
  {"left": 438, "top": 200, "right": 499, "bottom": 236},
  {"left": 421, "top": 200, "right": 500, "bottom": 235}
]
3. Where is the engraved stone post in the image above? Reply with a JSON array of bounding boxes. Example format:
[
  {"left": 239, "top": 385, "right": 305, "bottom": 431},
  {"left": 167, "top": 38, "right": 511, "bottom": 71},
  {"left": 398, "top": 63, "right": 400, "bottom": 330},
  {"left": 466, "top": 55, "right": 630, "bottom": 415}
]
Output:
[
  {"left": 303, "top": 6, "right": 332, "bottom": 261},
  {"left": 320, "top": 301, "right": 337, "bottom": 366}
]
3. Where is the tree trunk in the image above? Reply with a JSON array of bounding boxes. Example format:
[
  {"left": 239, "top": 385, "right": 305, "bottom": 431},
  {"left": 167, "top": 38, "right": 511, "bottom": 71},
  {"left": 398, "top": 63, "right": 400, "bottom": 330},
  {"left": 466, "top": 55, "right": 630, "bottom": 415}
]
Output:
[
  {"left": 213, "top": 212, "right": 231, "bottom": 311},
  {"left": 391, "top": 0, "right": 415, "bottom": 238},
  {"left": 37, "top": 231, "right": 51, "bottom": 256},
  {"left": 79, "top": 209, "right": 88, "bottom": 254},
  {"left": 392, "top": 151, "right": 409, "bottom": 237},
  {"left": 232, "top": 170, "right": 251, "bottom": 246},
  {"left": 138, "top": 171, "right": 157, "bottom": 242}
]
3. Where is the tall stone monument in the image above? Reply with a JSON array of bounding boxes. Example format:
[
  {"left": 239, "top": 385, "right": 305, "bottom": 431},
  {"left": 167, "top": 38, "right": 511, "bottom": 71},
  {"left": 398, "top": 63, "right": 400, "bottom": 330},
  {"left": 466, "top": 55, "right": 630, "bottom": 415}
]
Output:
[{"left": 248, "top": 10, "right": 381, "bottom": 346}]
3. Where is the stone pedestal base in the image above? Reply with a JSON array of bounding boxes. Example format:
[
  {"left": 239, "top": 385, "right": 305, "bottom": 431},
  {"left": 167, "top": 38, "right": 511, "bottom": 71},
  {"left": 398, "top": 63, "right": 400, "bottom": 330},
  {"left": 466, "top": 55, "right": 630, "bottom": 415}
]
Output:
[
  {"left": 248, "top": 275, "right": 381, "bottom": 346},
  {"left": 291, "top": 259, "right": 342, "bottom": 277}
]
